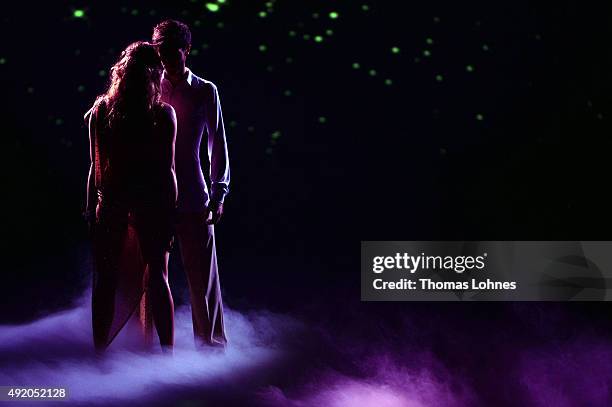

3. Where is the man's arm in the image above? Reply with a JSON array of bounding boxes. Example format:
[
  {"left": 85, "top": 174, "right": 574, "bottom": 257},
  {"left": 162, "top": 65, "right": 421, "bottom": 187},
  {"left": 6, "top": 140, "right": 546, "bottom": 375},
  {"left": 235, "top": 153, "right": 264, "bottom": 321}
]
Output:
[{"left": 205, "top": 82, "right": 230, "bottom": 219}]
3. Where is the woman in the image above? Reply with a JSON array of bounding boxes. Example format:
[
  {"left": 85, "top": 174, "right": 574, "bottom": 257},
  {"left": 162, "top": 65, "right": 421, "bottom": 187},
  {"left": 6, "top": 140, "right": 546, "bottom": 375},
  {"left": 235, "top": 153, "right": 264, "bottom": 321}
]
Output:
[{"left": 84, "top": 42, "right": 178, "bottom": 352}]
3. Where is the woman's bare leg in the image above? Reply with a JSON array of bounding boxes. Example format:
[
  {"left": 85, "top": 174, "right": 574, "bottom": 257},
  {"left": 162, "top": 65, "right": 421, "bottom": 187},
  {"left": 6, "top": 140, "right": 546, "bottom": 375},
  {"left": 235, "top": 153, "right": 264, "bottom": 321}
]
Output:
[
  {"left": 92, "top": 221, "right": 122, "bottom": 351},
  {"left": 147, "top": 251, "right": 174, "bottom": 350}
]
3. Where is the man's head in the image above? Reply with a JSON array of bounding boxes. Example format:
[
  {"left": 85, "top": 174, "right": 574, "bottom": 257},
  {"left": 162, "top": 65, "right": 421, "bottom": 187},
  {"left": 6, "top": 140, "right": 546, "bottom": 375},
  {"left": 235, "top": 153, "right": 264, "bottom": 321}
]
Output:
[{"left": 152, "top": 20, "right": 192, "bottom": 76}]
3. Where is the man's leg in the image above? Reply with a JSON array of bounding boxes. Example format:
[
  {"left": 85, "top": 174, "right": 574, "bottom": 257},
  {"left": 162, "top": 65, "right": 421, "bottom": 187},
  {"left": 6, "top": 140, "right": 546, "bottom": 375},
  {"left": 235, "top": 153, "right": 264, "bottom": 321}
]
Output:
[{"left": 176, "top": 211, "right": 227, "bottom": 346}]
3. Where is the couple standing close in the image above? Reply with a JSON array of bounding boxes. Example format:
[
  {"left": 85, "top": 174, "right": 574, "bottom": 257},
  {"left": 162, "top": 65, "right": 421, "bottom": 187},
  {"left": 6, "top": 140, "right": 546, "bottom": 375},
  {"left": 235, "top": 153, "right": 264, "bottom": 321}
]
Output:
[{"left": 84, "top": 20, "right": 230, "bottom": 352}]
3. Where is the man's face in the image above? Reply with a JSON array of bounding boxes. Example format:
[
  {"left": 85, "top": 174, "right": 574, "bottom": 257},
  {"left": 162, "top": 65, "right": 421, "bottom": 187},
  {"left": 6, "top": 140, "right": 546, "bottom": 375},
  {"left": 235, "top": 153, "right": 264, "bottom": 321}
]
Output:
[{"left": 157, "top": 41, "right": 190, "bottom": 75}]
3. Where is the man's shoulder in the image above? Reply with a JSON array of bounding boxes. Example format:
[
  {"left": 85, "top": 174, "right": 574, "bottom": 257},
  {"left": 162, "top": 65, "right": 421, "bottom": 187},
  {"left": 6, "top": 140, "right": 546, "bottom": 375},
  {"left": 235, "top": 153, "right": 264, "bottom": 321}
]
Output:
[{"left": 189, "top": 70, "right": 219, "bottom": 94}]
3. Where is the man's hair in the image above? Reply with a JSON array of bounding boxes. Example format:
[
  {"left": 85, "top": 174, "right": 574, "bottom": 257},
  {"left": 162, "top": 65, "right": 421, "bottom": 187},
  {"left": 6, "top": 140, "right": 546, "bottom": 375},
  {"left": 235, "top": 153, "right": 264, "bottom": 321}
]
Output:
[{"left": 152, "top": 19, "right": 192, "bottom": 48}]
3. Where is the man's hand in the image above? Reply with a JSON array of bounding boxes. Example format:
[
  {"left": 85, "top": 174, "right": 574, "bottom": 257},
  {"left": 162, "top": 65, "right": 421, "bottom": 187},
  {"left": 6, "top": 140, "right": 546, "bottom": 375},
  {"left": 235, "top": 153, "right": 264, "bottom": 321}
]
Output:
[{"left": 207, "top": 202, "right": 224, "bottom": 225}]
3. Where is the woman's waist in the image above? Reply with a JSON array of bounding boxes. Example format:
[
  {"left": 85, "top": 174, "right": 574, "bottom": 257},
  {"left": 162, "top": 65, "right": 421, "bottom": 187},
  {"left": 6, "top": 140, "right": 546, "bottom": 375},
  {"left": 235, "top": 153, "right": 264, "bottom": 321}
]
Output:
[{"left": 97, "top": 187, "right": 175, "bottom": 207}]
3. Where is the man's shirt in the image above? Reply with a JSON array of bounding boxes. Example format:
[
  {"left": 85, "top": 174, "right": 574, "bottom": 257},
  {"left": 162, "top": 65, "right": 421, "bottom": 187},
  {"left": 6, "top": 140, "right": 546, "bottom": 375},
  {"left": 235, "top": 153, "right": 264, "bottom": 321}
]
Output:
[{"left": 161, "top": 67, "right": 230, "bottom": 213}]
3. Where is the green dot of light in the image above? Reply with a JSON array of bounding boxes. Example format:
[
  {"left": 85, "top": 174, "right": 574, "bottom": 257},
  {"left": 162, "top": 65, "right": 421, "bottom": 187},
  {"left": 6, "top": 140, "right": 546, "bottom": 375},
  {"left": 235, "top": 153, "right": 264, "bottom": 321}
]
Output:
[
  {"left": 368, "top": 69, "right": 377, "bottom": 76},
  {"left": 284, "top": 90, "right": 292, "bottom": 96},
  {"left": 384, "top": 79, "right": 393, "bottom": 86},
  {"left": 289, "top": 30, "right": 296, "bottom": 37},
  {"left": 312, "top": 13, "right": 319, "bottom": 19},
  {"left": 303, "top": 34, "right": 310, "bottom": 40},
  {"left": 258, "top": 11, "right": 267, "bottom": 18},
  {"left": 73, "top": 9, "right": 85, "bottom": 18},
  {"left": 423, "top": 49, "right": 431, "bottom": 57},
  {"left": 361, "top": 5, "right": 370, "bottom": 11},
  {"left": 206, "top": 3, "right": 220, "bottom": 12},
  {"left": 314, "top": 35, "right": 323, "bottom": 43},
  {"left": 482, "top": 44, "right": 489, "bottom": 51},
  {"left": 326, "top": 29, "right": 333, "bottom": 36},
  {"left": 258, "top": 44, "right": 267, "bottom": 52},
  {"left": 271, "top": 131, "right": 281, "bottom": 139},
  {"left": 476, "top": 114, "right": 484, "bottom": 121},
  {"left": 391, "top": 46, "right": 400, "bottom": 54},
  {"left": 77, "top": 85, "right": 85, "bottom": 92},
  {"left": 466, "top": 65, "right": 474, "bottom": 72},
  {"left": 0, "top": 58, "right": 6, "bottom": 65},
  {"left": 352, "top": 62, "right": 360, "bottom": 69},
  {"left": 285, "top": 57, "right": 293, "bottom": 63},
  {"left": 329, "top": 11, "right": 339, "bottom": 19},
  {"left": 98, "top": 70, "right": 106, "bottom": 76},
  {"left": 217, "top": 0, "right": 227, "bottom": 3},
  {"left": 55, "top": 118, "right": 64, "bottom": 125},
  {"left": 318, "top": 116, "right": 327, "bottom": 124},
  {"left": 435, "top": 74, "right": 444, "bottom": 82},
  {"left": 131, "top": 9, "right": 139, "bottom": 16},
  {"left": 426, "top": 37, "right": 434, "bottom": 45},
  {"left": 216, "top": 22, "right": 224, "bottom": 28}
]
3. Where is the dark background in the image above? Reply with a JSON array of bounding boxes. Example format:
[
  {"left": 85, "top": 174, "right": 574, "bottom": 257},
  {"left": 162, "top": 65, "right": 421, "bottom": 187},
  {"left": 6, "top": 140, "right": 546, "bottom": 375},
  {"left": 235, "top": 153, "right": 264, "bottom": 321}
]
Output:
[{"left": 2, "top": 1, "right": 612, "bottom": 321}]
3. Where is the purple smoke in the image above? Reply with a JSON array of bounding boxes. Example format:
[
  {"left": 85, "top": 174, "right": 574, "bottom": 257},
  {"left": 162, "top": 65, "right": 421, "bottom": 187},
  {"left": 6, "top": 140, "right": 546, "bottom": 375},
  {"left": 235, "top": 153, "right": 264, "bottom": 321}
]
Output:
[{"left": 0, "top": 289, "right": 301, "bottom": 405}]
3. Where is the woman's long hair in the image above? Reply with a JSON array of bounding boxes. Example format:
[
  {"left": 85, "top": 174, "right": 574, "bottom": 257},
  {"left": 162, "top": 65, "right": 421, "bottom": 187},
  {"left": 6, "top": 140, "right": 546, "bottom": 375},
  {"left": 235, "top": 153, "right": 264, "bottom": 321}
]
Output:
[{"left": 95, "top": 41, "right": 163, "bottom": 128}]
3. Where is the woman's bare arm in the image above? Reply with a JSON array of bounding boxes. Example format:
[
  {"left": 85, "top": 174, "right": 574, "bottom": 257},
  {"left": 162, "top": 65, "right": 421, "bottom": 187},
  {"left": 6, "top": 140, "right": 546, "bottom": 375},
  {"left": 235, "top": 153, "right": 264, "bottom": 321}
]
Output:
[
  {"left": 158, "top": 103, "right": 178, "bottom": 209},
  {"left": 84, "top": 106, "right": 97, "bottom": 220}
]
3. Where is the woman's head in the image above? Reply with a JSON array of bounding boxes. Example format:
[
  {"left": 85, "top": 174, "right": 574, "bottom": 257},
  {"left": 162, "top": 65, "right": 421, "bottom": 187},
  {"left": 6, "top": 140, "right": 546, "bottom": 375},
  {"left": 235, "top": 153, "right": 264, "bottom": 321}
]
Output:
[{"left": 98, "top": 41, "right": 163, "bottom": 126}]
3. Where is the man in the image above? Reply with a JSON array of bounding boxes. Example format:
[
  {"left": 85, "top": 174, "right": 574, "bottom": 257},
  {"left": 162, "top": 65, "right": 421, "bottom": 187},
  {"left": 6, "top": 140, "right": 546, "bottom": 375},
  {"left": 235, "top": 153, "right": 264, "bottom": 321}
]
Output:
[{"left": 151, "top": 19, "right": 230, "bottom": 347}]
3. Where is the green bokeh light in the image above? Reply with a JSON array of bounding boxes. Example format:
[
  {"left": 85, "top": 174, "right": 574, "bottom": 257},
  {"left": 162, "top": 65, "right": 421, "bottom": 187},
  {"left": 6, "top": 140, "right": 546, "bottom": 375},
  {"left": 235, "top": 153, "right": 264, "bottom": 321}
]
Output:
[
  {"left": 326, "top": 29, "right": 333, "bottom": 36},
  {"left": 314, "top": 35, "right": 323, "bottom": 43},
  {"left": 258, "top": 11, "right": 267, "bottom": 18},
  {"left": 466, "top": 64, "right": 474, "bottom": 72},
  {"left": 318, "top": 116, "right": 327, "bottom": 124},
  {"left": 352, "top": 62, "right": 360, "bottom": 69},
  {"left": 73, "top": 9, "right": 85, "bottom": 18},
  {"left": 283, "top": 90, "right": 292, "bottom": 96},
  {"left": 391, "top": 46, "right": 400, "bottom": 54},
  {"left": 476, "top": 113, "right": 484, "bottom": 121},
  {"left": 368, "top": 69, "right": 377, "bottom": 76},
  {"left": 435, "top": 74, "right": 444, "bottom": 82},
  {"left": 423, "top": 49, "right": 431, "bottom": 57},
  {"left": 384, "top": 79, "right": 393, "bottom": 86},
  {"left": 258, "top": 44, "right": 267, "bottom": 52},
  {"left": 0, "top": 57, "right": 6, "bottom": 65},
  {"left": 426, "top": 37, "right": 434, "bottom": 45},
  {"left": 206, "top": 3, "right": 220, "bottom": 12},
  {"left": 482, "top": 44, "right": 489, "bottom": 51},
  {"left": 329, "top": 11, "right": 339, "bottom": 19},
  {"left": 361, "top": 5, "right": 370, "bottom": 11}
]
